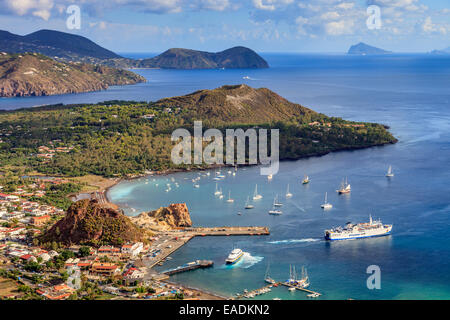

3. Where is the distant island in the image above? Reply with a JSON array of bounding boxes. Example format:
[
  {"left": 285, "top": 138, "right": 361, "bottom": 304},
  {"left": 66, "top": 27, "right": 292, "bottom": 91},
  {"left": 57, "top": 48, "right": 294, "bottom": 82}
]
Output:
[
  {"left": 0, "top": 52, "right": 145, "bottom": 97},
  {"left": 137, "top": 47, "right": 268, "bottom": 69},
  {"left": 430, "top": 46, "right": 450, "bottom": 55},
  {"left": 0, "top": 84, "right": 397, "bottom": 177},
  {"left": 0, "top": 29, "right": 269, "bottom": 69},
  {"left": 348, "top": 42, "right": 392, "bottom": 55}
]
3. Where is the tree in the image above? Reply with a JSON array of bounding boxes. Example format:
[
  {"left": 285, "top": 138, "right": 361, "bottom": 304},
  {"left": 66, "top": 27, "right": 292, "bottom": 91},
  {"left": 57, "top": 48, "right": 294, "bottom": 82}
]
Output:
[{"left": 78, "top": 246, "right": 91, "bottom": 257}]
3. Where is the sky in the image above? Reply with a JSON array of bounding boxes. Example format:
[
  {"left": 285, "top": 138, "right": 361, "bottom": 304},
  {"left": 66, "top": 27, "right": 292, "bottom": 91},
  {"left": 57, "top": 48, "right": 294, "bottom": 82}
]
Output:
[{"left": 0, "top": 0, "right": 449, "bottom": 53}]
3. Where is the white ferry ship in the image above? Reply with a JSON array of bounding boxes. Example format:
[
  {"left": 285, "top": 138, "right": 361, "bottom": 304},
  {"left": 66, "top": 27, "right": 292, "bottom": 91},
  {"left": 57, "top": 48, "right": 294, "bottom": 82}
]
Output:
[
  {"left": 226, "top": 248, "right": 244, "bottom": 264},
  {"left": 324, "top": 215, "right": 392, "bottom": 241}
]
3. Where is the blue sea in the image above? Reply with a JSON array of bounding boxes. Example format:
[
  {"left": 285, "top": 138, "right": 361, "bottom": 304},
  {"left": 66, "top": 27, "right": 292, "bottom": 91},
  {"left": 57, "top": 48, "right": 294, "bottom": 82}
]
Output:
[{"left": 2, "top": 53, "right": 450, "bottom": 299}]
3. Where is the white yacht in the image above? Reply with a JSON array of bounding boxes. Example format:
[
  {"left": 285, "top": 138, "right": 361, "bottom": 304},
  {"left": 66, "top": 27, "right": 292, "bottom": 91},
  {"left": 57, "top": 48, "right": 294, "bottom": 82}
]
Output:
[
  {"left": 320, "top": 192, "right": 333, "bottom": 209},
  {"left": 285, "top": 184, "right": 293, "bottom": 198},
  {"left": 386, "top": 165, "right": 394, "bottom": 177},
  {"left": 214, "top": 183, "right": 222, "bottom": 196},
  {"left": 253, "top": 184, "right": 262, "bottom": 200},
  {"left": 273, "top": 194, "right": 283, "bottom": 207},
  {"left": 226, "top": 191, "right": 234, "bottom": 203},
  {"left": 244, "top": 196, "right": 254, "bottom": 209}
]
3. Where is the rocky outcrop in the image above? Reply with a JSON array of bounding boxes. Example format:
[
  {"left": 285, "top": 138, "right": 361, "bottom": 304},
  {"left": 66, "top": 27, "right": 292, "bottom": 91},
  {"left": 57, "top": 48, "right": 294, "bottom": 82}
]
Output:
[
  {"left": 132, "top": 203, "right": 192, "bottom": 231},
  {"left": 40, "top": 199, "right": 146, "bottom": 246}
]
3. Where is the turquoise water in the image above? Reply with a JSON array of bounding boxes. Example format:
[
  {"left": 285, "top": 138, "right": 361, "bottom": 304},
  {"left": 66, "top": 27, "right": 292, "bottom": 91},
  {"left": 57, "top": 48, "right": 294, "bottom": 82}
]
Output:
[{"left": 3, "top": 53, "right": 450, "bottom": 299}]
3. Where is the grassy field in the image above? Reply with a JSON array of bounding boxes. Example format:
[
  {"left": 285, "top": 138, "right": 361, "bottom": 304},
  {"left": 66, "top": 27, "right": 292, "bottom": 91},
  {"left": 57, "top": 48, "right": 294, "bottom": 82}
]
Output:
[{"left": 0, "top": 278, "right": 19, "bottom": 298}]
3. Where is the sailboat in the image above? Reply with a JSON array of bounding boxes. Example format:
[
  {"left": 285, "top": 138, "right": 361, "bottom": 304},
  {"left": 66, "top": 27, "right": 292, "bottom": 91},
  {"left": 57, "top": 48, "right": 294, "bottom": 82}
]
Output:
[
  {"left": 253, "top": 184, "right": 262, "bottom": 200},
  {"left": 244, "top": 196, "right": 254, "bottom": 209},
  {"left": 269, "top": 195, "right": 283, "bottom": 215},
  {"left": 386, "top": 165, "right": 394, "bottom": 177},
  {"left": 226, "top": 191, "right": 234, "bottom": 203},
  {"left": 273, "top": 194, "right": 283, "bottom": 207},
  {"left": 219, "top": 188, "right": 224, "bottom": 199},
  {"left": 264, "top": 263, "right": 276, "bottom": 284},
  {"left": 337, "top": 177, "right": 351, "bottom": 194},
  {"left": 320, "top": 192, "right": 333, "bottom": 209},
  {"left": 302, "top": 175, "right": 310, "bottom": 184},
  {"left": 214, "top": 183, "right": 222, "bottom": 196},
  {"left": 286, "top": 265, "right": 309, "bottom": 288},
  {"left": 285, "top": 184, "right": 293, "bottom": 198}
]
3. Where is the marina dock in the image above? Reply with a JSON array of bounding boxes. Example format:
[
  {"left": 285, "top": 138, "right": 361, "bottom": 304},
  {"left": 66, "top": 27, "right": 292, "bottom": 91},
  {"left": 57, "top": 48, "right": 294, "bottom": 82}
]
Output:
[
  {"left": 234, "top": 282, "right": 322, "bottom": 299},
  {"left": 162, "top": 260, "right": 214, "bottom": 275}
]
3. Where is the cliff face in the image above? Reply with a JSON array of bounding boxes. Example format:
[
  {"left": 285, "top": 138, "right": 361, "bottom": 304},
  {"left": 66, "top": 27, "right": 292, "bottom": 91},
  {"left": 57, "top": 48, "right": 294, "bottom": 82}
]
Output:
[
  {"left": 0, "top": 53, "right": 145, "bottom": 97},
  {"left": 41, "top": 199, "right": 145, "bottom": 246},
  {"left": 132, "top": 203, "right": 192, "bottom": 231}
]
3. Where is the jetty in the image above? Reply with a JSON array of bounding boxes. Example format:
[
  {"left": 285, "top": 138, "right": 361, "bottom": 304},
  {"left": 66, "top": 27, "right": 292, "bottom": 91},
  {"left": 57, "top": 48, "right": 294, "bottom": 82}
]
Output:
[
  {"left": 281, "top": 282, "right": 322, "bottom": 296},
  {"left": 234, "top": 282, "right": 322, "bottom": 299},
  {"left": 162, "top": 260, "right": 214, "bottom": 275},
  {"left": 186, "top": 226, "right": 270, "bottom": 236}
]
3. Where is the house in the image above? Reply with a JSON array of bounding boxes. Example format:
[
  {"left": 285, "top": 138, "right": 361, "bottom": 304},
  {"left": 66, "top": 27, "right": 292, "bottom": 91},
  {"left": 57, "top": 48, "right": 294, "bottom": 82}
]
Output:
[
  {"left": 121, "top": 242, "right": 143, "bottom": 257},
  {"left": 30, "top": 215, "right": 51, "bottom": 226},
  {"left": 36, "top": 283, "right": 75, "bottom": 300},
  {"left": 20, "top": 254, "right": 37, "bottom": 263},
  {"left": 123, "top": 267, "right": 145, "bottom": 284},
  {"left": 91, "top": 263, "right": 121, "bottom": 276}
]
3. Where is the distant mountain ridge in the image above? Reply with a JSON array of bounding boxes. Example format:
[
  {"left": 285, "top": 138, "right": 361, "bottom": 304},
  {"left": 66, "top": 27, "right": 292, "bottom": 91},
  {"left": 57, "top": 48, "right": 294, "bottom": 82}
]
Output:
[
  {"left": 0, "top": 29, "right": 121, "bottom": 61},
  {"left": 348, "top": 42, "right": 391, "bottom": 55},
  {"left": 0, "top": 29, "right": 269, "bottom": 69}
]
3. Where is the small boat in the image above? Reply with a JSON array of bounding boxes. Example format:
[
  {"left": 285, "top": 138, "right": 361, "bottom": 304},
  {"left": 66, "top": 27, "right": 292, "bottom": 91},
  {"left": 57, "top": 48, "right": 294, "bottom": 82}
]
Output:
[
  {"left": 264, "top": 263, "right": 276, "bottom": 284},
  {"left": 273, "top": 194, "right": 283, "bottom": 207},
  {"left": 320, "top": 192, "right": 333, "bottom": 209},
  {"left": 288, "top": 287, "right": 296, "bottom": 292},
  {"left": 302, "top": 175, "right": 310, "bottom": 184},
  {"left": 226, "top": 191, "right": 234, "bottom": 203},
  {"left": 193, "top": 184, "right": 200, "bottom": 188},
  {"left": 214, "top": 183, "right": 222, "bottom": 196},
  {"left": 386, "top": 165, "right": 394, "bottom": 177},
  {"left": 285, "top": 184, "right": 293, "bottom": 198},
  {"left": 253, "top": 184, "right": 262, "bottom": 200},
  {"left": 269, "top": 196, "right": 283, "bottom": 215},
  {"left": 245, "top": 196, "right": 254, "bottom": 209},
  {"left": 243, "top": 76, "right": 250, "bottom": 80},
  {"left": 337, "top": 178, "right": 351, "bottom": 194},
  {"left": 267, "top": 174, "right": 273, "bottom": 181},
  {"left": 237, "top": 211, "right": 242, "bottom": 216}
]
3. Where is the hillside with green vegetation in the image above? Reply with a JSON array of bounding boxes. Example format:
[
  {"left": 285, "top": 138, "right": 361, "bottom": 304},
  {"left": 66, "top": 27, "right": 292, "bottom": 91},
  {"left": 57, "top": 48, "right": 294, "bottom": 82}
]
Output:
[
  {"left": 0, "top": 85, "right": 397, "bottom": 177},
  {"left": 0, "top": 52, "right": 145, "bottom": 97}
]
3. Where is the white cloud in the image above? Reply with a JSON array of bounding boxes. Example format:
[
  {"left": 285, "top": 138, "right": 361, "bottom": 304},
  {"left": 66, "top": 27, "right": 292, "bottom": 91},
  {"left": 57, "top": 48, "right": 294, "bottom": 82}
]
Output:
[
  {"left": 4, "top": 0, "right": 54, "bottom": 20},
  {"left": 325, "top": 19, "right": 355, "bottom": 35}
]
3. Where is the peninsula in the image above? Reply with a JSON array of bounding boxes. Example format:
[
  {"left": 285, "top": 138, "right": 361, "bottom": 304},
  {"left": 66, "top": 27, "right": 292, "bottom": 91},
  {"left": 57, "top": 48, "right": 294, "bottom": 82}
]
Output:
[{"left": 0, "top": 52, "right": 145, "bottom": 97}]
